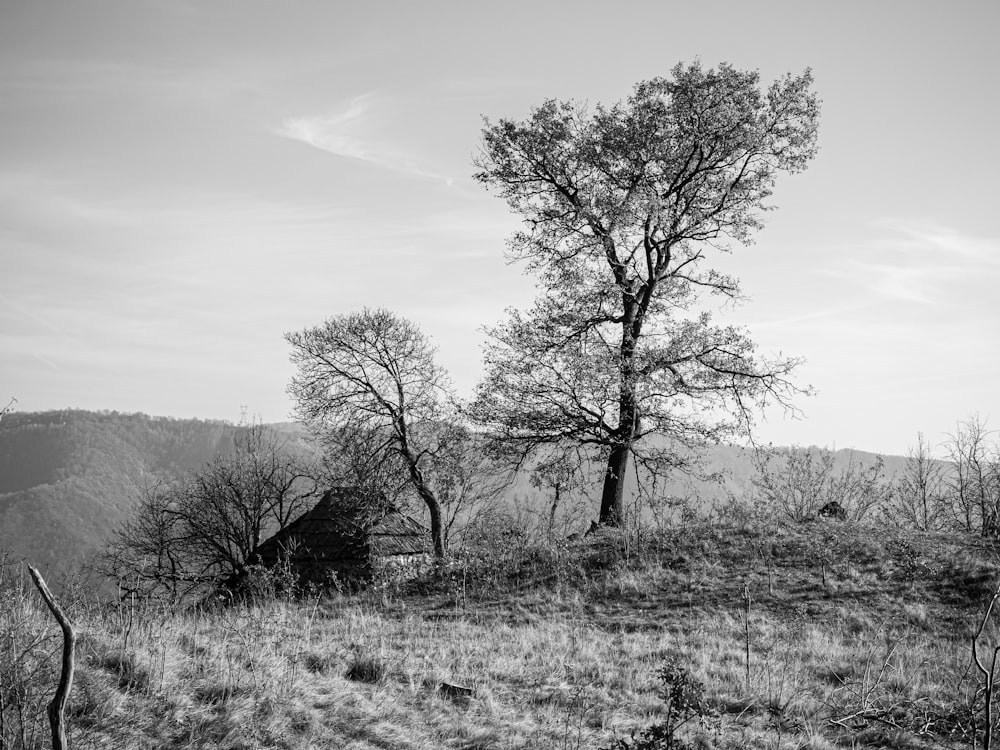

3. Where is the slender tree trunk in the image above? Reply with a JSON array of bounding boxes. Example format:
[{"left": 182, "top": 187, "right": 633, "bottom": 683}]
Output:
[
  {"left": 403, "top": 451, "right": 445, "bottom": 557},
  {"left": 419, "top": 487, "right": 446, "bottom": 558},
  {"left": 921, "top": 484, "right": 928, "bottom": 531},
  {"left": 548, "top": 483, "right": 561, "bottom": 535},
  {"left": 397, "top": 416, "right": 446, "bottom": 558},
  {"left": 599, "top": 312, "right": 640, "bottom": 527}
]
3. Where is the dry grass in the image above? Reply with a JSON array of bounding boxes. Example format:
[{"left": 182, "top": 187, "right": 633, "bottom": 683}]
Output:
[{"left": 3, "top": 520, "right": 999, "bottom": 749}]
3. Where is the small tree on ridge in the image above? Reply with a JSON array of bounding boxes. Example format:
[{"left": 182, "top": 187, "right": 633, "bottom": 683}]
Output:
[{"left": 286, "top": 309, "right": 456, "bottom": 557}]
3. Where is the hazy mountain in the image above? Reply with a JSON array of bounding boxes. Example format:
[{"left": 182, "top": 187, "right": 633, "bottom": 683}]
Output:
[
  {"left": 0, "top": 411, "right": 255, "bottom": 576},
  {"left": 501, "top": 441, "right": 914, "bottom": 537},
  {"left": 0, "top": 409, "right": 916, "bottom": 578}
]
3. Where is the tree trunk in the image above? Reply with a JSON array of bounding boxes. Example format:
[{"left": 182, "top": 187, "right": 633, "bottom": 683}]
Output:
[
  {"left": 404, "top": 453, "right": 446, "bottom": 557},
  {"left": 420, "top": 488, "right": 446, "bottom": 558},
  {"left": 548, "top": 484, "right": 561, "bottom": 535},
  {"left": 600, "top": 309, "right": 641, "bottom": 528},
  {"left": 398, "top": 419, "right": 446, "bottom": 558},
  {"left": 599, "top": 442, "right": 630, "bottom": 526}
]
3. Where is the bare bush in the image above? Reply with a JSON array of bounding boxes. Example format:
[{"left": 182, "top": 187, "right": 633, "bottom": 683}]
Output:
[
  {"left": 104, "top": 423, "right": 318, "bottom": 600},
  {"left": 885, "top": 432, "right": 949, "bottom": 531},
  {"left": 751, "top": 446, "right": 893, "bottom": 522},
  {"left": 944, "top": 416, "right": 1000, "bottom": 538}
]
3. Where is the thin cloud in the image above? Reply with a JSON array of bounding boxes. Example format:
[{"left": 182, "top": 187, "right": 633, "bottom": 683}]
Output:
[
  {"left": 827, "top": 220, "right": 1000, "bottom": 305},
  {"left": 30, "top": 352, "right": 62, "bottom": 371},
  {"left": 749, "top": 301, "right": 876, "bottom": 331},
  {"left": 277, "top": 93, "right": 455, "bottom": 184},
  {"left": 0, "top": 295, "right": 75, "bottom": 340},
  {"left": 843, "top": 262, "right": 941, "bottom": 304},
  {"left": 0, "top": 169, "right": 140, "bottom": 229},
  {"left": 877, "top": 219, "right": 1000, "bottom": 263}
]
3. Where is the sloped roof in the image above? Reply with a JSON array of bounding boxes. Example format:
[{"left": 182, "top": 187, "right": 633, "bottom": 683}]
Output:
[{"left": 253, "top": 487, "right": 429, "bottom": 565}]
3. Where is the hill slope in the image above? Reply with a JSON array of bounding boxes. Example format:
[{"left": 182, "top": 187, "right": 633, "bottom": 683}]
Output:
[
  {"left": 0, "top": 411, "right": 251, "bottom": 574},
  {"left": 3, "top": 519, "right": 996, "bottom": 749}
]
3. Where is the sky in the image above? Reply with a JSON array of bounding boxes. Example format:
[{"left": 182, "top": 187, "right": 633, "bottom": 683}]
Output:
[{"left": 1, "top": 0, "right": 998, "bottom": 457}]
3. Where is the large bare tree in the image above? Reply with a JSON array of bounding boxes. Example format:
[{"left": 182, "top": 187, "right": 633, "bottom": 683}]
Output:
[
  {"left": 286, "top": 309, "right": 457, "bottom": 557},
  {"left": 472, "top": 61, "right": 820, "bottom": 527}
]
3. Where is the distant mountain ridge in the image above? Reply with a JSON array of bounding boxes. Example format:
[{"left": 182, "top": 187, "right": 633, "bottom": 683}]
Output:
[
  {"left": 501, "top": 441, "right": 912, "bottom": 536},
  {"left": 0, "top": 409, "right": 912, "bottom": 579},
  {"left": 0, "top": 410, "right": 262, "bottom": 576}
]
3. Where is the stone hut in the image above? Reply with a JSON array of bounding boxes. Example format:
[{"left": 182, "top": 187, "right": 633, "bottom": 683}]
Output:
[
  {"left": 252, "top": 487, "right": 430, "bottom": 586},
  {"left": 818, "top": 501, "right": 848, "bottom": 521}
]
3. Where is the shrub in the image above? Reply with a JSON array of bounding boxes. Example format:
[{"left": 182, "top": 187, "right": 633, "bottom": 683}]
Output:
[{"left": 601, "top": 659, "right": 710, "bottom": 750}]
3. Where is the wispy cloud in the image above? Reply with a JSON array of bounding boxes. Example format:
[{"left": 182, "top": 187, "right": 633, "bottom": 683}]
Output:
[
  {"left": 749, "top": 301, "right": 876, "bottom": 331},
  {"left": 276, "top": 93, "right": 455, "bottom": 184},
  {"left": 827, "top": 220, "right": 1000, "bottom": 305}
]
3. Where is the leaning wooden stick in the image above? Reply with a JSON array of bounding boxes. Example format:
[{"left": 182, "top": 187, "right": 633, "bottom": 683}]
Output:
[
  {"left": 27, "top": 564, "right": 76, "bottom": 750},
  {"left": 972, "top": 581, "right": 1000, "bottom": 750}
]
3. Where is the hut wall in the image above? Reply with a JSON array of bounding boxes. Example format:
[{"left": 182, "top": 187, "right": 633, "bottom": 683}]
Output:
[{"left": 372, "top": 552, "right": 432, "bottom": 581}]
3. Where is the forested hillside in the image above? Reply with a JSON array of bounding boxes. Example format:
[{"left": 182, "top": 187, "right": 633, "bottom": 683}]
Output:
[
  {"left": 0, "top": 411, "right": 304, "bottom": 576},
  {"left": 0, "top": 409, "right": 922, "bottom": 581}
]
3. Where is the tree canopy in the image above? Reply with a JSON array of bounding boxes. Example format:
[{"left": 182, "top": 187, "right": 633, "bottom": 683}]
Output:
[
  {"left": 472, "top": 61, "right": 820, "bottom": 526},
  {"left": 286, "top": 309, "right": 456, "bottom": 556}
]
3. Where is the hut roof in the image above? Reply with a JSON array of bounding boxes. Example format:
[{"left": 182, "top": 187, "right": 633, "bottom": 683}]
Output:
[{"left": 254, "top": 487, "right": 429, "bottom": 565}]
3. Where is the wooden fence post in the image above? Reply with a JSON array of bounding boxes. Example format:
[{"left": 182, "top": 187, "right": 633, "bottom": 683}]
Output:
[{"left": 27, "top": 565, "right": 75, "bottom": 750}]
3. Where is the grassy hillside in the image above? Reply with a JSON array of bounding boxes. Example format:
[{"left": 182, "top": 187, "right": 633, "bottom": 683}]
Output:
[{"left": 3, "top": 519, "right": 998, "bottom": 749}]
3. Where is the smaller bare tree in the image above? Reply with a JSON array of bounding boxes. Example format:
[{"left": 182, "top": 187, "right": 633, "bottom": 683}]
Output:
[
  {"left": 528, "top": 446, "right": 592, "bottom": 539},
  {"left": 422, "top": 423, "right": 511, "bottom": 550},
  {"left": 106, "top": 423, "right": 318, "bottom": 598},
  {"left": 104, "top": 479, "right": 190, "bottom": 600},
  {"left": 287, "top": 309, "right": 457, "bottom": 557},
  {"left": 944, "top": 416, "right": 1000, "bottom": 537},
  {"left": 179, "top": 423, "right": 317, "bottom": 574},
  {"left": 885, "top": 432, "right": 948, "bottom": 531}
]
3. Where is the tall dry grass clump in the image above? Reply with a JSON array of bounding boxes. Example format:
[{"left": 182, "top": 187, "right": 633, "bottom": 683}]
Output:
[{"left": 0, "top": 556, "right": 71, "bottom": 749}]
